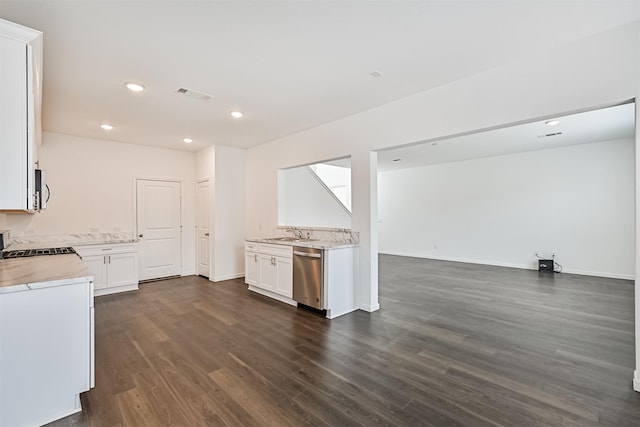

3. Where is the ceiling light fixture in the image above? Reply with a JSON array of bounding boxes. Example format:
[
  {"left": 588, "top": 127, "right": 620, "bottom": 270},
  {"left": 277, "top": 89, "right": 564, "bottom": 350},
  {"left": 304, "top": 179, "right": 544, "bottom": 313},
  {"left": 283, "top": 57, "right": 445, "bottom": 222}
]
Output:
[
  {"left": 545, "top": 119, "right": 560, "bottom": 126},
  {"left": 183, "top": 138, "right": 193, "bottom": 144},
  {"left": 125, "top": 83, "right": 145, "bottom": 92},
  {"left": 230, "top": 111, "right": 244, "bottom": 119},
  {"left": 100, "top": 123, "right": 114, "bottom": 130}
]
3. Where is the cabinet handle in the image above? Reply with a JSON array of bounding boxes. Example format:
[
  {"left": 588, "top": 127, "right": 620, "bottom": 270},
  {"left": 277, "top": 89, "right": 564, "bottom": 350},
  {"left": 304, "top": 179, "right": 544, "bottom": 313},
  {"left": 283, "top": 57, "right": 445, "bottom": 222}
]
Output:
[
  {"left": 254, "top": 254, "right": 257, "bottom": 262},
  {"left": 108, "top": 255, "right": 111, "bottom": 263},
  {"left": 103, "top": 256, "right": 106, "bottom": 264}
]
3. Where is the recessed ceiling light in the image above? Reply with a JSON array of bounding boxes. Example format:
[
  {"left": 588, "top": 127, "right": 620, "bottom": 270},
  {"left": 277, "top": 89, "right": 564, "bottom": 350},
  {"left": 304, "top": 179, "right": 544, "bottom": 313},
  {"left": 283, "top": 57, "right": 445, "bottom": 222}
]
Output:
[
  {"left": 230, "top": 111, "right": 244, "bottom": 119},
  {"left": 183, "top": 138, "right": 193, "bottom": 144},
  {"left": 100, "top": 123, "right": 114, "bottom": 130},
  {"left": 369, "top": 71, "right": 383, "bottom": 78},
  {"left": 545, "top": 119, "right": 560, "bottom": 126},
  {"left": 125, "top": 83, "right": 145, "bottom": 92}
]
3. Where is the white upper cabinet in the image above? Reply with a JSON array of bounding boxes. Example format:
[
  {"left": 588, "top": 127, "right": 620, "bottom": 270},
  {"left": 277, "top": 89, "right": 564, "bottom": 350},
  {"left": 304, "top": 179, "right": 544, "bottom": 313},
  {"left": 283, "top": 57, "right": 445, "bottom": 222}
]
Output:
[{"left": 0, "top": 19, "right": 43, "bottom": 211}]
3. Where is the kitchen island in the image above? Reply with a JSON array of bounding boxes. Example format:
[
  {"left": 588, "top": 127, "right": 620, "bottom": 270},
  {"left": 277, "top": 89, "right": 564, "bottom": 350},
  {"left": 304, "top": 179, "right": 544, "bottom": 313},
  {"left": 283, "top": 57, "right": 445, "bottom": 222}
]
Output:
[
  {"left": 245, "top": 237, "right": 358, "bottom": 319},
  {"left": 0, "top": 254, "right": 94, "bottom": 427}
]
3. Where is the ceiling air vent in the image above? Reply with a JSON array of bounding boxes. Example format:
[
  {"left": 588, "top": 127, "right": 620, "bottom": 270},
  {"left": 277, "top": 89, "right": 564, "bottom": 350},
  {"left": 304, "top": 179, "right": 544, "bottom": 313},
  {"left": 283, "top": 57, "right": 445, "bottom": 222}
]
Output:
[
  {"left": 177, "top": 87, "right": 213, "bottom": 101},
  {"left": 537, "top": 132, "right": 563, "bottom": 139}
]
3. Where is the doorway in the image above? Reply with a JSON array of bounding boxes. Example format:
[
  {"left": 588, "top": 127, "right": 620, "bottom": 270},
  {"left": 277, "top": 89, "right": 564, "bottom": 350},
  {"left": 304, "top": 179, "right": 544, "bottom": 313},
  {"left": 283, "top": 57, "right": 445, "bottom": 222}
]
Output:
[
  {"left": 136, "top": 179, "right": 182, "bottom": 281},
  {"left": 196, "top": 179, "right": 210, "bottom": 278}
]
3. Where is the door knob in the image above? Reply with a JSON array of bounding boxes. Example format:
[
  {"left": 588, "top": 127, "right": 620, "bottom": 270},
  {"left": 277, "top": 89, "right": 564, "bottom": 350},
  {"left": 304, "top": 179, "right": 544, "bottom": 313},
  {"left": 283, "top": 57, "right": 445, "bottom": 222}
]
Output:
[
  {"left": 138, "top": 234, "right": 143, "bottom": 238},
  {"left": 205, "top": 233, "right": 210, "bottom": 237}
]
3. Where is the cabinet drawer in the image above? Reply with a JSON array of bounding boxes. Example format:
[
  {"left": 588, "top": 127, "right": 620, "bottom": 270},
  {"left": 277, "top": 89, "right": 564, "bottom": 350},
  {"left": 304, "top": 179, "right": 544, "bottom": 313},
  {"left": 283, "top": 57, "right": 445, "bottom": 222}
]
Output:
[
  {"left": 259, "top": 243, "right": 292, "bottom": 258},
  {"left": 74, "top": 243, "right": 137, "bottom": 257},
  {"left": 245, "top": 241, "right": 259, "bottom": 252}
]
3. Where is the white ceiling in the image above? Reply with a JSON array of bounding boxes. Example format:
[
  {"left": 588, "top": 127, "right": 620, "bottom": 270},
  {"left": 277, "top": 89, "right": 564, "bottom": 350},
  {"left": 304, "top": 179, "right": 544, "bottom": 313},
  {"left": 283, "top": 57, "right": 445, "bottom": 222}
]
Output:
[
  {"left": 1, "top": 1, "right": 639, "bottom": 152},
  {"left": 377, "top": 102, "right": 635, "bottom": 171}
]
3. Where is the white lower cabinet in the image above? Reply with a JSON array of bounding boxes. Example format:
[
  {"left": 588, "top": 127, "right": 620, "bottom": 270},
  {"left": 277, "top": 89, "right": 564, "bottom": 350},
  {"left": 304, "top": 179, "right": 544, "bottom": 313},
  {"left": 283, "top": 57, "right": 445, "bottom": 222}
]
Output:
[
  {"left": 245, "top": 251, "right": 258, "bottom": 286},
  {"left": 82, "top": 254, "right": 108, "bottom": 290},
  {"left": 258, "top": 253, "right": 278, "bottom": 292},
  {"left": 245, "top": 242, "right": 293, "bottom": 303},
  {"left": 75, "top": 243, "right": 139, "bottom": 296},
  {"left": 0, "top": 277, "right": 93, "bottom": 427},
  {"left": 275, "top": 256, "right": 292, "bottom": 298}
]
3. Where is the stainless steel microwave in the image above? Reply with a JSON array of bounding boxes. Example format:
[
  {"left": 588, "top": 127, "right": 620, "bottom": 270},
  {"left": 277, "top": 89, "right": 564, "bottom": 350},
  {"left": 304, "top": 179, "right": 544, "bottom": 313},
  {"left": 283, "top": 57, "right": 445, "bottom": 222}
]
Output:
[{"left": 35, "top": 169, "right": 48, "bottom": 211}]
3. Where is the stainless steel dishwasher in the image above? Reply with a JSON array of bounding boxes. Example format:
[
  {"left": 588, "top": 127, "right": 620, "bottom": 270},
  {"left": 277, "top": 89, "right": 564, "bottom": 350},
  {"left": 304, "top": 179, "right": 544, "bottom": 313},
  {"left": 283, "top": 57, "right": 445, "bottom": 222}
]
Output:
[{"left": 292, "top": 246, "right": 323, "bottom": 309}]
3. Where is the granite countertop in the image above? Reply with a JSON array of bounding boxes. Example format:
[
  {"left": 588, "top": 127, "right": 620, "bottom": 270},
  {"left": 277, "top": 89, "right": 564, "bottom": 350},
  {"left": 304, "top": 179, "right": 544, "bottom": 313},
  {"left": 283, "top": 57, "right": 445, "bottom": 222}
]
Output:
[
  {"left": 0, "top": 254, "right": 91, "bottom": 293},
  {"left": 6, "top": 233, "right": 139, "bottom": 251},
  {"left": 246, "top": 237, "right": 359, "bottom": 250}
]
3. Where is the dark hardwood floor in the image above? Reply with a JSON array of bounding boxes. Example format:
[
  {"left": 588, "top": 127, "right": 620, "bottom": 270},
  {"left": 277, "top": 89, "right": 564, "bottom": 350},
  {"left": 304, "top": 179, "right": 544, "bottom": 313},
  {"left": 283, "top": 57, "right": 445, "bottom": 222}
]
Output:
[{"left": 47, "top": 255, "right": 640, "bottom": 426}]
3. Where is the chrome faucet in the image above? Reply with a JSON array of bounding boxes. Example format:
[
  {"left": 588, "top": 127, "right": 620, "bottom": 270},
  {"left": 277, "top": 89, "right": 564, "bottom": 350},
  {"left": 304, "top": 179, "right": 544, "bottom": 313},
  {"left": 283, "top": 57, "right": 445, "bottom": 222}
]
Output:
[{"left": 287, "top": 227, "right": 304, "bottom": 239}]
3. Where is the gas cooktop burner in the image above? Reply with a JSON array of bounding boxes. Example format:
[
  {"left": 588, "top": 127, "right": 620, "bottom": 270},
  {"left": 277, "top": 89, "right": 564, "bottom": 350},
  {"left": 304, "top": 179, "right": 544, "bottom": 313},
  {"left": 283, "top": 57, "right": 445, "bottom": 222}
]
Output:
[{"left": 1, "top": 246, "right": 77, "bottom": 259}]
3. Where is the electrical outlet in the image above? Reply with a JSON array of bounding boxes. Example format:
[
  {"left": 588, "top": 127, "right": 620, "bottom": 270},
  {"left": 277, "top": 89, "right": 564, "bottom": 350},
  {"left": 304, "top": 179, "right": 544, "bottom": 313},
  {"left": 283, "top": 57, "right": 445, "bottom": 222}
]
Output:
[
  {"left": 434, "top": 244, "right": 438, "bottom": 250},
  {"left": 89, "top": 227, "right": 99, "bottom": 233}
]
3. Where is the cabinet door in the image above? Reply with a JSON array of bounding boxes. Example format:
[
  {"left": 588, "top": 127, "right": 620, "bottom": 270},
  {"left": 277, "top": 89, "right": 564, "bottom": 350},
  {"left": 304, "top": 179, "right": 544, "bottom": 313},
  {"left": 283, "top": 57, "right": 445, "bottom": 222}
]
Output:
[
  {"left": 245, "top": 252, "right": 258, "bottom": 286},
  {"left": 275, "top": 256, "right": 293, "bottom": 298},
  {"left": 0, "top": 35, "right": 29, "bottom": 210},
  {"left": 83, "top": 255, "right": 107, "bottom": 290},
  {"left": 258, "top": 254, "right": 277, "bottom": 292},
  {"left": 107, "top": 252, "right": 138, "bottom": 288},
  {"left": 0, "top": 280, "right": 91, "bottom": 427}
]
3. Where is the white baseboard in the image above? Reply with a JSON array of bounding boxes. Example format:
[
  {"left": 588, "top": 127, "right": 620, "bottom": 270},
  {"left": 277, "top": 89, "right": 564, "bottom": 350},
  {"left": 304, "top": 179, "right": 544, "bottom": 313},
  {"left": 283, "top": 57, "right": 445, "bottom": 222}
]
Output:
[
  {"left": 378, "top": 251, "right": 634, "bottom": 280},
  {"left": 34, "top": 405, "right": 82, "bottom": 427},
  {"left": 326, "top": 307, "right": 359, "bottom": 319},
  {"left": 560, "top": 268, "right": 634, "bottom": 281},
  {"left": 181, "top": 269, "right": 196, "bottom": 277},
  {"left": 248, "top": 285, "right": 297, "bottom": 306},
  {"left": 634, "top": 370, "right": 640, "bottom": 392},
  {"left": 211, "top": 273, "right": 244, "bottom": 282},
  {"left": 359, "top": 302, "right": 380, "bottom": 312},
  {"left": 95, "top": 283, "right": 138, "bottom": 297}
]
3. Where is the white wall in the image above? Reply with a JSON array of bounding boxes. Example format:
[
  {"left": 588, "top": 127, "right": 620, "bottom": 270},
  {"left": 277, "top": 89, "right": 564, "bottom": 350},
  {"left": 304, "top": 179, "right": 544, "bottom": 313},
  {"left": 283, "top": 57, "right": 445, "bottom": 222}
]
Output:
[
  {"left": 279, "top": 166, "right": 351, "bottom": 228},
  {"left": 196, "top": 145, "right": 246, "bottom": 282},
  {"left": 245, "top": 22, "right": 639, "bottom": 381},
  {"left": 213, "top": 146, "right": 246, "bottom": 281},
  {"left": 379, "top": 139, "right": 635, "bottom": 279},
  {"left": 4, "top": 132, "right": 197, "bottom": 275},
  {"left": 246, "top": 22, "right": 639, "bottom": 310}
]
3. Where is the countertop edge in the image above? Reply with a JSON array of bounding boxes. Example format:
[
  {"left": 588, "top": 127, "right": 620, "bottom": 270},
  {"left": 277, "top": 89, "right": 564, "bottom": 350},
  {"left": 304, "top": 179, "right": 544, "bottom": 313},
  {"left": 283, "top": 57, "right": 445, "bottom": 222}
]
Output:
[
  {"left": 0, "top": 254, "right": 92, "bottom": 292},
  {"left": 246, "top": 238, "right": 359, "bottom": 250},
  {"left": 6, "top": 238, "right": 139, "bottom": 251}
]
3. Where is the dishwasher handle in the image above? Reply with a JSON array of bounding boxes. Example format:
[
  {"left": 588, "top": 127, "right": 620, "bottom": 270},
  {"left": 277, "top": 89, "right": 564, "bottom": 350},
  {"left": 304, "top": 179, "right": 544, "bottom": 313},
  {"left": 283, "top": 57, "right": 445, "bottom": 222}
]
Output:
[{"left": 293, "top": 251, "right": 322, "bottom": 258}]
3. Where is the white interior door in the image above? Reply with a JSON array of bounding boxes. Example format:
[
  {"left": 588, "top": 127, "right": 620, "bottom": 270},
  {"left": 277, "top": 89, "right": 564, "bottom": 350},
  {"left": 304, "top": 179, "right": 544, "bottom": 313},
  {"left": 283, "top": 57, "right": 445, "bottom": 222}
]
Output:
[
  {"left": 136, "top": 179, "right": 181, "bottom": 281},
  {"left": 196, "top": 180, "right": 210, "bottom": 278}
]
